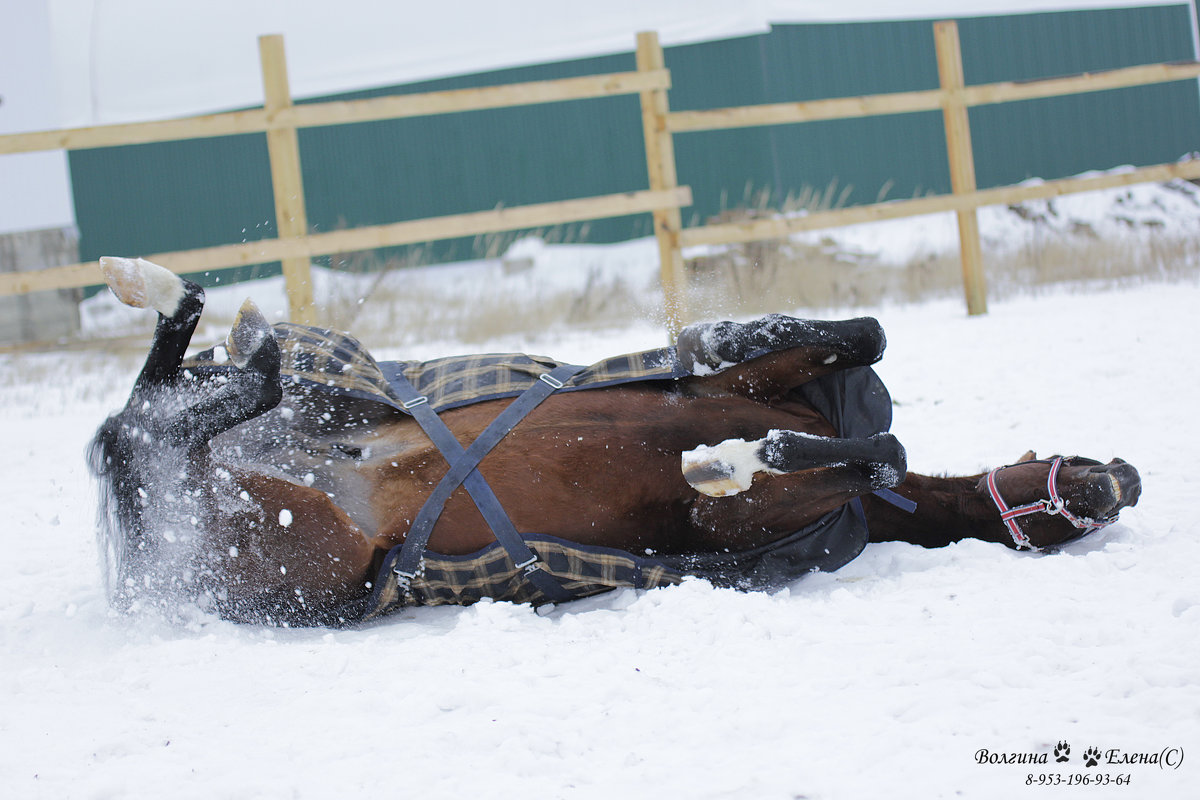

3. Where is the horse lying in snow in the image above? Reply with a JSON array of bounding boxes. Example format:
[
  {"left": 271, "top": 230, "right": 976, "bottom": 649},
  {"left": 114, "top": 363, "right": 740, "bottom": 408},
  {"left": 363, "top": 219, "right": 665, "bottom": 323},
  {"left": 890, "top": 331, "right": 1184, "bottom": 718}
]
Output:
[{"left": 89, "top": 257, "right": 1141, "bottom": 626}]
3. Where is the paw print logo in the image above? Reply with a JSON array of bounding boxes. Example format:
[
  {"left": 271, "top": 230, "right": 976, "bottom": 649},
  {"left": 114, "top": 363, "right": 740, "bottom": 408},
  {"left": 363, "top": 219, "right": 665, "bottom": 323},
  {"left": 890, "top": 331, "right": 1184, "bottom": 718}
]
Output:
[
  {"left": 1083, "top": 746, "right": 1102, "bottom": 768},
  {"left": 1054, "top": 741, "right": 1070, "bottom": 763}
]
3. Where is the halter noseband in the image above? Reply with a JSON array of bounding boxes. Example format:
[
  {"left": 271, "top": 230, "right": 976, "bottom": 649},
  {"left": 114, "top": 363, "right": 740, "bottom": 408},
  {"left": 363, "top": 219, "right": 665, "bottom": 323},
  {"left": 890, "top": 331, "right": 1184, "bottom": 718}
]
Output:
[{"left": 984, "top": 456, "right": 1117, "bottom": 551}]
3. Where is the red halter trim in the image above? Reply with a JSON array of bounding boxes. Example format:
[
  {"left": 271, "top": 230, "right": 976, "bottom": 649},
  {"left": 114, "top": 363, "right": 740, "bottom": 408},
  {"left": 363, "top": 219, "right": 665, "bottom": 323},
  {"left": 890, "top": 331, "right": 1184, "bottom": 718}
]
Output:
[{"left": 984, "top": 456, "right": 1116, "bottom": 551}]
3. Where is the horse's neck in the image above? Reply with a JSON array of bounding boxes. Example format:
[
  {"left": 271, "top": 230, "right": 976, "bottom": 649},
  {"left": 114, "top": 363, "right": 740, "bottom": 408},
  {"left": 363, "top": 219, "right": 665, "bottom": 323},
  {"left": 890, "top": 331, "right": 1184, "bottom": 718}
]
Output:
[{"left": 862, "top": 472, "right": 1005, "bottom": 548}]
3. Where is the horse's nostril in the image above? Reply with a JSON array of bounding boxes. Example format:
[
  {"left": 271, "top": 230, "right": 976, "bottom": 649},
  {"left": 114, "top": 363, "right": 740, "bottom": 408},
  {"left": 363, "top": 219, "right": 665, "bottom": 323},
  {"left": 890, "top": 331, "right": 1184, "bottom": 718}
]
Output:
[
  {"left": 1096, "top": 461, "right": 1141, "bottom": 509},
  {"left": 1116, "top": 464, "right": 1142, "bottom": 508}
]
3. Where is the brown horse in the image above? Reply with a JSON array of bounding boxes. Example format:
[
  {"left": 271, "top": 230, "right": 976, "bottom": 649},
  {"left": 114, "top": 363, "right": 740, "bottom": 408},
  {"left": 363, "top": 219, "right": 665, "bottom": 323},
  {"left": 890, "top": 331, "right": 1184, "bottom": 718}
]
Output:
[{"left": 89, "top": 257, "right": 1141, "bottom": 626}]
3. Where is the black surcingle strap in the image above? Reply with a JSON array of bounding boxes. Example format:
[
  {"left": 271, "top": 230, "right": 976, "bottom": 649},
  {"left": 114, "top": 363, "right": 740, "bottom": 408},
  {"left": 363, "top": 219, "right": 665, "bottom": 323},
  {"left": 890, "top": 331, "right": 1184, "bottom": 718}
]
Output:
[
  {"left": 873, "top": 487, "right": 917, "bottom": 513},
  {"left": 384, "top": 363, "right": 586, "bottom": 605}
]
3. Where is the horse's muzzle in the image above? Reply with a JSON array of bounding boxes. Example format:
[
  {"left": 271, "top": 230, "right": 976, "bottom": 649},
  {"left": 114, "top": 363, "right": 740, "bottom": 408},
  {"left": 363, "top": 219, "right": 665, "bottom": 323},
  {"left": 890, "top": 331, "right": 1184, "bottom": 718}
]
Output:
[{"left": 1088, "top": 458, "right": 1142, "bottom": 514}]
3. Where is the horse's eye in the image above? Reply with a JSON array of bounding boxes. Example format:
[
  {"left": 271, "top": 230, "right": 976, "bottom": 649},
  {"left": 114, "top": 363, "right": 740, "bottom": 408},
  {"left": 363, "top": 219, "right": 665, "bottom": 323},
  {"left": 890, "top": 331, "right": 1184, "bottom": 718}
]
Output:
[{"left": 1065, "top": 456, "right": 1102, "bottom": 468}]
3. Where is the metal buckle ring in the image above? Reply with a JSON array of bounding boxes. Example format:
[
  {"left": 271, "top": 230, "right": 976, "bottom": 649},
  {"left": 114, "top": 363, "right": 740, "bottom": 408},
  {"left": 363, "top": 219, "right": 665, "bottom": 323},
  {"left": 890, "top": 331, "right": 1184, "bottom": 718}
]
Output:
[
  {"left": 402, "top": 395, "right": 429, "bottom": 409},
  {"left": 538, "top": 373, "right": 565, "bottom": 389}
]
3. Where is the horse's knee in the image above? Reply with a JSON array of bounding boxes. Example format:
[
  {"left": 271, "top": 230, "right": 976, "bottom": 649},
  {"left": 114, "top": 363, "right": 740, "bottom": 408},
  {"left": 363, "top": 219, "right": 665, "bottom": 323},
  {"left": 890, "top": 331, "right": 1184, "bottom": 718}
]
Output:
[
  {"left": 857, "top": 432, "right": 906, "bottom": 489},
  {"left": 840, "top": 317, "right": 886, "bottom": 366}
]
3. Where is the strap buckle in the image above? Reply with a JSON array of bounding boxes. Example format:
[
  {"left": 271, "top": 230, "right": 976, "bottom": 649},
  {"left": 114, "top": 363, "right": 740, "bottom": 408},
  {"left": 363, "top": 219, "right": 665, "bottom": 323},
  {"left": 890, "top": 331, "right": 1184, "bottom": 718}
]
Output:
[
  {"left": 393, "top": 567, "right": 417, "bottom": 590},
  {"left": 402, "top": 395, "right": 429, "bottom": 409},
  {"left": 515, "top": 554, "right": 540, "bottom": 575},
  {"left": 538, "top": 373, "right": 565, "bottom": 389}
]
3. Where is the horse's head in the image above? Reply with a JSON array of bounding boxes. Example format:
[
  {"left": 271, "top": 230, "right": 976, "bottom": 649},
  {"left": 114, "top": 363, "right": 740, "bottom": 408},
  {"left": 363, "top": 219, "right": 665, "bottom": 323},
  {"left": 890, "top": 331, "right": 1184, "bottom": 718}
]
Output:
[{"left": 977, "top": 454, "right": 1141, "bottom": 550}]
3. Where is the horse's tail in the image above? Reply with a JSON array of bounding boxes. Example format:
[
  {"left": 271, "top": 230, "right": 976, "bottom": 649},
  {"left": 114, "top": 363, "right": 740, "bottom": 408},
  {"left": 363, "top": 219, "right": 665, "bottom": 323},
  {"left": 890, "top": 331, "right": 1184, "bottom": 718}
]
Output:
[{"left": 88, "top": 415, "right": 138, "bottom": 608}]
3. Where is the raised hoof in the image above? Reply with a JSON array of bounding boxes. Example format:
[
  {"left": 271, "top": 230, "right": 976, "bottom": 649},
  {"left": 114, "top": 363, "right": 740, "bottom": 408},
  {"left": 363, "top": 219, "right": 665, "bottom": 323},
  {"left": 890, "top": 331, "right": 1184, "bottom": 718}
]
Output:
[
  {"left": 226, "top": 298, "right": 277, "bottom": 370},
  {"left": 99, "top": 256, "right": 187, "bottom": 315}
]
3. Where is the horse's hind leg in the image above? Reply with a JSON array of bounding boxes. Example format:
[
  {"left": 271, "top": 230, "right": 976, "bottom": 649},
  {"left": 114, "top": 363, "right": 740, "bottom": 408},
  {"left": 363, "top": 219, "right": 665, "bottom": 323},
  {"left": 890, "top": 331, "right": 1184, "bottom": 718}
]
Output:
[
  {"left": 101, "top": 256, "right": 205, "bottom": 393},
  {"left": 101, "top": 257, "right": 282, "bottom": 447},
  {"left": 166, "top": 299, "right": 283, "bottom": 447},
  {"left": 683, "top": 429, "right": 905, "bottom": 497}
]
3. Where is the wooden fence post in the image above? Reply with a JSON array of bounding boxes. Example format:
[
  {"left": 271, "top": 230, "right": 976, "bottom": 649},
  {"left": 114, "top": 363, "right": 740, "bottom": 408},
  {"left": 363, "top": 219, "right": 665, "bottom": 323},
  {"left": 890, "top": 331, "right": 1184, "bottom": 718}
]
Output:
[
  {"left": 636, "top": 31, "right": 689, "bottom": 337},
  {"left": 259, "top": 34, "right": 315, "bottom": 324},
  {"left": 934, "top": 21, "right": 988, "bottom": 316}
]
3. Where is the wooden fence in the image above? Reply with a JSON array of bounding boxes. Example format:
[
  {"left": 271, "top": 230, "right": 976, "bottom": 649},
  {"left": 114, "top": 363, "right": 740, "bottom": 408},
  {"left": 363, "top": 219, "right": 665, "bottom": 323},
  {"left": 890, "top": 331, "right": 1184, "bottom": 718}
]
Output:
[
  {"left": 667, "top": 21, "right": 1200, "bottom": 316},
  {"left": 2, "top": 21, "right": 1199, "bottom": 332}
]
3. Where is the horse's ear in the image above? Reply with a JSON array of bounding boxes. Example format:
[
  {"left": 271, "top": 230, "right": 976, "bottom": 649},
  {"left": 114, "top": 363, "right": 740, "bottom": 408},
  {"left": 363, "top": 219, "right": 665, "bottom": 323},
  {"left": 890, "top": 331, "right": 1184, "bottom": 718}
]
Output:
[
  {"left": 1017, "top": 450, "right": 1037, "bottom": 463},
  {"left": 226, "top": 298, "right": 275, "bottom": 370}
]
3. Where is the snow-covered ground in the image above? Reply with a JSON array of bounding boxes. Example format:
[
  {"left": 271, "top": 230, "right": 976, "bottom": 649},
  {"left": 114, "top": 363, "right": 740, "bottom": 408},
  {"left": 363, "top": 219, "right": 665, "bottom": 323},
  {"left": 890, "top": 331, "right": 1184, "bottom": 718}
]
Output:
[{"left": 3, "top": 187, "right": 1199, "bottom": 798}]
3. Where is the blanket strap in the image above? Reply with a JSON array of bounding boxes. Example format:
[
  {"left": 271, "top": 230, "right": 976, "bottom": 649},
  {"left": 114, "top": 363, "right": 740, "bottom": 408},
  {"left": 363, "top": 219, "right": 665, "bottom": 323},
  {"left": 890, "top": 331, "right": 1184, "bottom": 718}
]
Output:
[
  {"left": 387, "top": 364, "right": 585, "bottom": 604},
  {"left": 873, "top": 487, "right": 917, "bottom": 513}
]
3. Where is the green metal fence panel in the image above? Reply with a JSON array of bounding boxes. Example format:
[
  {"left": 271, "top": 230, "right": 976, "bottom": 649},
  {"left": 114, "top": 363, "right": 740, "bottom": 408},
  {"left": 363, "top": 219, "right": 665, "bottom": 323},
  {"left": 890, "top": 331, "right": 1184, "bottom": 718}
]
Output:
[
  {"left": 754, "top": 20, "right": 948, "bottom": 209},
  {"left": 660, "top": 33, "right": 777, "bottom": 226},
  {"left": 959, "top": 7, "right": 1200, "bottom": 188},
  {"left": 69, "top": 134, "right": 279, "bottom": 286},
  {"left": 296, "top": 50, "right": 652, "bottom": 262},
  {"left": 69, "top": 5, "right": 1200, "bottom": 289}
]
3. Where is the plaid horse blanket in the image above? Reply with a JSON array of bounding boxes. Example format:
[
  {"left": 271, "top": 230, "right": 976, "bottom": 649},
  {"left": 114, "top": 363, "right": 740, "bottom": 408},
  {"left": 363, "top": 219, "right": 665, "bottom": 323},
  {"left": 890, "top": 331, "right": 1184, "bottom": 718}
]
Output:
[
  {"left": 358, "top": 534, "right": 685, "bottom": 622},
  {"left": 183, "top": 323, "right": 690, "bottom": 620},
  {"left": 183, "top": 322, "right": 894, "bottom": 622},
  {"left": 185, "top": 322, "right": 687, "bottom": 413}
]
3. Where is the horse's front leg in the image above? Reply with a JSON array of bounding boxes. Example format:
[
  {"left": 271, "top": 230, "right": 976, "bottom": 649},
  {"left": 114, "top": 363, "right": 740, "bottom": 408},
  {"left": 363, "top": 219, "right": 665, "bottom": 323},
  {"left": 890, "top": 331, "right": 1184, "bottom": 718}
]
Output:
[
  {"left": 681, "top": 429, "right": 906, "bottom": 551},
  {"left": 677, "top": 314, "right": 886, "bottom": 401},
  {"left": 683, "top": 429, "right": 905, "bottom": 498}
]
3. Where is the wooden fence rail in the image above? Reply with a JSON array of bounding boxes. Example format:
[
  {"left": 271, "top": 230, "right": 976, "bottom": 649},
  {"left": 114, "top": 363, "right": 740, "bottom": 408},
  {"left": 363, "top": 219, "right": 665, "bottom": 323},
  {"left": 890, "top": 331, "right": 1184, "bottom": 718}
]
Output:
[
  {"left": 666, "top": 61, "right": 1200, "bottom": 133},
  {"left": 2, "top": 22, "right": 1199, "bottom": 330},
  {"left": 0, "top": 187, "right": 691, "bottom": 296},
  {"left": 665, "top": 21, "right": 1200, "bottom": 317},
  {"left": 0, "top": 72, "right": 671, "bottom": 154},
  {"left": 0, "top": 35, "right": 687, "bottom": 328},
  {"left": 680, "top": 161, "right": 1200, "bottom": 246}
]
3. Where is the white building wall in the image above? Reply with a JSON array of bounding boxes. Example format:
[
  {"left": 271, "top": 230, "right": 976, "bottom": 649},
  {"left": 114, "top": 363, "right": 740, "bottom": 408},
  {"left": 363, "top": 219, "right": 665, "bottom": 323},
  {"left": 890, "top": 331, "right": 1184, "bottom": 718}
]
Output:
[{"left": 0, "top": 1, "right": 75, "bottom": 235}]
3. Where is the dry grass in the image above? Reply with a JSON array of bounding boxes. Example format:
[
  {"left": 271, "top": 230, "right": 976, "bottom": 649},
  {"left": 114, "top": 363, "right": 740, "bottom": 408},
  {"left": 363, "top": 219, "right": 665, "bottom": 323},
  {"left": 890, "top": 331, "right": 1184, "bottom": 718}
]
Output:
[
  {"left": 682, "top": 205, "right": 1200, "bottom": 321},
  {"left": 318, "top": 228, "right": 1200, "bottom": 348},
  {"left": 684, "top": 235, "right": 1200, "bottom": 318}
]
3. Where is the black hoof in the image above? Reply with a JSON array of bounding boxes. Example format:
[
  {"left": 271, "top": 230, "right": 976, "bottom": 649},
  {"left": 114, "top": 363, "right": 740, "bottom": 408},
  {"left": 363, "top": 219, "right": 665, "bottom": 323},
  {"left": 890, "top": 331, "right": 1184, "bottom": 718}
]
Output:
[{"left": 678, "top": 315, "right": 886, "bottom": 373}]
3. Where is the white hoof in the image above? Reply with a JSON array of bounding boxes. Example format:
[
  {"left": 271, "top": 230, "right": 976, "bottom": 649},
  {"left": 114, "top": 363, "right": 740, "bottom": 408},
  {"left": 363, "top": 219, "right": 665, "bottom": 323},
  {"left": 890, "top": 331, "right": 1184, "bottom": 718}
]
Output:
[
  {"left": 99, "top": 256, "right": 186, "bottom": 316},
  {"left": 226, "top": 298, "right": 273, "bottom": 369},
  {"left": 682, "top": 437, "right": 780, "bottom": 497}
]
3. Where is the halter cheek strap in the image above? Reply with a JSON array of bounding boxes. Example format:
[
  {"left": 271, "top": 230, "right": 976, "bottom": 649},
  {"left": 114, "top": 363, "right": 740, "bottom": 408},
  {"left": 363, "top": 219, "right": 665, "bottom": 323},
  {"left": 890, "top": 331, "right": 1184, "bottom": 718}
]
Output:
[{"left": 985, "top": 456, "right": 1116, "bottom": 551}]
